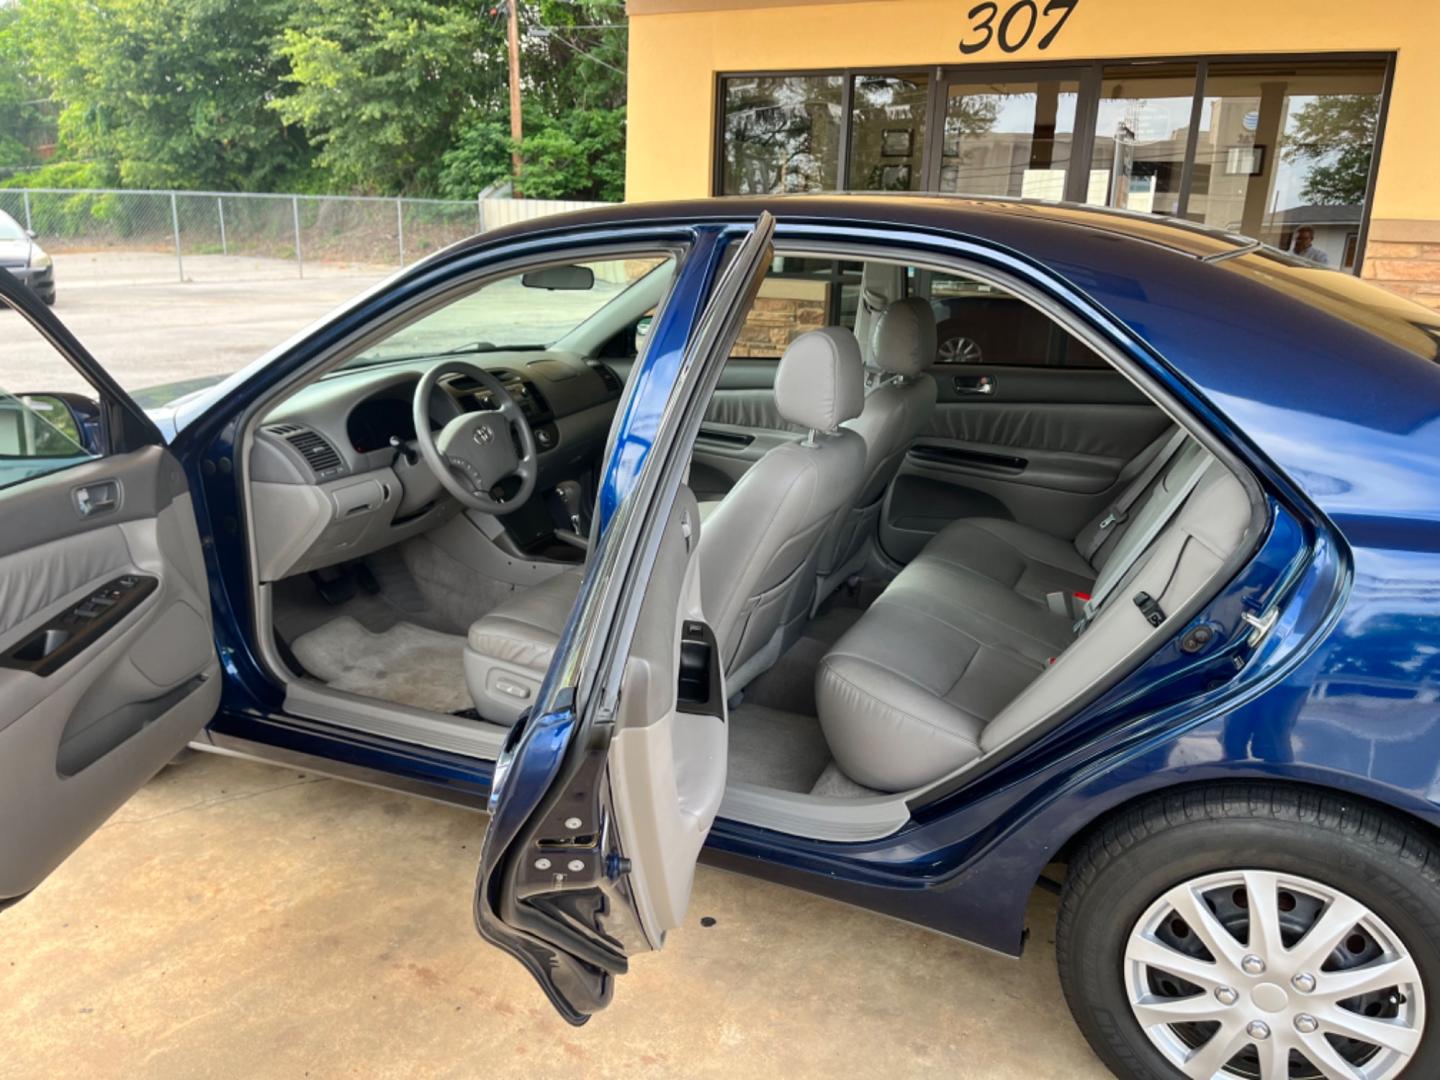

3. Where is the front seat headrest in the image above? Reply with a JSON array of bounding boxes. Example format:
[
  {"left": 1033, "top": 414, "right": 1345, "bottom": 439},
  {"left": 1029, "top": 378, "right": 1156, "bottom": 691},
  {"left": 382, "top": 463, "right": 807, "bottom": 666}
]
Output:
[
  {"left": 774, "top": 327, "right": 864, "bottom": 435},
  {"left": 871, "top": 297, "right": 938, "bottom": 378}
]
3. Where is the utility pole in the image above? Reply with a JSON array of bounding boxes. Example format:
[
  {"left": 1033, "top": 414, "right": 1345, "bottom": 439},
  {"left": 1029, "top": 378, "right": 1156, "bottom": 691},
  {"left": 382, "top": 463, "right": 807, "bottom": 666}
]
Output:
[{"left": 506, "top": 0, "right": 524, "bottom": 197}]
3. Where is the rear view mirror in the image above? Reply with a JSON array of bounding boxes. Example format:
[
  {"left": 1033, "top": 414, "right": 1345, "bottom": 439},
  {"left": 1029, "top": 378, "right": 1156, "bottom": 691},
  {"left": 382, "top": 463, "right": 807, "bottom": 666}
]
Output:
[
  {"left": 521, "top": 265, "right": 595, "bottom": 291},
  {"left": 633, "top": 314, "right": 654, "bottom": 353}
]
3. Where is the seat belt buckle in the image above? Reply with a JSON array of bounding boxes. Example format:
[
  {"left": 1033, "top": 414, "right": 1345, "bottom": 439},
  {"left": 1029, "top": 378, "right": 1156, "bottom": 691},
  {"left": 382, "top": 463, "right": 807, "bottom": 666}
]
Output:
[
  {"left": 1133, "top": 591, "right": 1166, "bottom": 627},
  {"left": 1048, "top": 591, "right": 1089, "bottom": 620}
]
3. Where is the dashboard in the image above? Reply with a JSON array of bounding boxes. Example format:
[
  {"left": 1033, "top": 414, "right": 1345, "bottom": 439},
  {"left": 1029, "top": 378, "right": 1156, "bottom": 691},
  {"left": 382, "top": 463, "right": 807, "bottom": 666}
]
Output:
[{"left": 247, "top": 349, "right": 624, "bottom": 583}]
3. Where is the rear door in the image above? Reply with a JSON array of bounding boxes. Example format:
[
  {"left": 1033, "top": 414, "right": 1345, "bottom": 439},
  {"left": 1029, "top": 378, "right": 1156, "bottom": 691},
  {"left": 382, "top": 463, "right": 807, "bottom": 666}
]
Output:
[
  {"left": 0, "top": 271, "right": 221, "bottom": 908},
  {"left": 474, "top": 215, "right": 775, "bottom": 1024},
  {"left": 880, "top": 268, "right": 1169, "bottom": 562}
]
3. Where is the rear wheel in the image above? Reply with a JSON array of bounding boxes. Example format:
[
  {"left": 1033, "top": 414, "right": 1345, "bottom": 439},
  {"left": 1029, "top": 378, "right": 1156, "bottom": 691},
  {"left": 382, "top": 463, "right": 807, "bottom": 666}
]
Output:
[{"left": 1057, "top": 786, "right": 1440, "bottom": 1079}]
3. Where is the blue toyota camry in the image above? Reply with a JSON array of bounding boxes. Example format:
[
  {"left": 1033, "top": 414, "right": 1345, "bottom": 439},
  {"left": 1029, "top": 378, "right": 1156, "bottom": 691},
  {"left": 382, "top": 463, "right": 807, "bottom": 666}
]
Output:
[{"left": 3, "top": 196, "right": 1439, "bottom": 1080}]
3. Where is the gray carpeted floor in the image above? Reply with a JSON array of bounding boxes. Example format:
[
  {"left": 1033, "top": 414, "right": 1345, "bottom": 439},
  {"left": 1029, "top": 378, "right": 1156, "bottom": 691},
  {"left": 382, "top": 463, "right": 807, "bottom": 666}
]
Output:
[
  {"left": 733, "top": 585, "right": 885, "bottom": 796},
  {"left": 291, "top": 616, "right": 473, "bottom": 714},
  {"left": 742, "top": 605, "right": 865, "bottom": 717},
  {"left": 728, "top": 703, "right": 833, "bottom": 792}
]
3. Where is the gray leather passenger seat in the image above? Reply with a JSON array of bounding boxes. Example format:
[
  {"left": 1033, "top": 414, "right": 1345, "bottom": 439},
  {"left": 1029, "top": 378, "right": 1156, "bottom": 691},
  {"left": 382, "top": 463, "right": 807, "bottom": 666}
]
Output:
[{"left": 816, "top": 431, "right": 1252, "bottom": 792}]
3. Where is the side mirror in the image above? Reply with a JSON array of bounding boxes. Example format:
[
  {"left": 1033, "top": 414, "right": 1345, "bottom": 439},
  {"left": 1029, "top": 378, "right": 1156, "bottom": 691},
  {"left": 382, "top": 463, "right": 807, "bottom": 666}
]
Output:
[
  {"left": 25, "top": 229, "right": 37, "bottom": 240},
  {"left": 633, "top": 314, "right": 654, "bottom": 354},
  {"left": 13, "top": 393, "right": 101, "bottom": 455},
  {"left": 521, "top": 265, "right": 595, "bottom": 291}
]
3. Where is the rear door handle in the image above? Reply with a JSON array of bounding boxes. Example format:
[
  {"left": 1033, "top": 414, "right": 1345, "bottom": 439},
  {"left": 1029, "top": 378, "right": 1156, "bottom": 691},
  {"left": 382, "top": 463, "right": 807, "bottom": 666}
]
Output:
[
  {"left": 953, "top": 374, "right": 995, "bottom": 396},
  {"left": 74, "top": 480, "right": 121, "bottom": 518}
]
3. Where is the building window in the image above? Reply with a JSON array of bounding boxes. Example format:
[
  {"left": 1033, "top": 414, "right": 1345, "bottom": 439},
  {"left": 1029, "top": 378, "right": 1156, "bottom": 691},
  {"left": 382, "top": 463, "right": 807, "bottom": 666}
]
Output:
[
  {"left": 720, "top": 75, "right": 844, "bottom": 195},
  {"left": 1185, "top": 60, "right": 1386, "bottom": 267},
  {"left": 715, "top": 55, "right": 1391, "bottom": 274},
  {"left": 1086, "top": 64, "right": 1198, "bottom": 214},
  {"left": 848, "top": 74, "right": 930, "bottom": 191},
  {"left": 937, "top": 77, "right": 1080, "bottom": 198}
]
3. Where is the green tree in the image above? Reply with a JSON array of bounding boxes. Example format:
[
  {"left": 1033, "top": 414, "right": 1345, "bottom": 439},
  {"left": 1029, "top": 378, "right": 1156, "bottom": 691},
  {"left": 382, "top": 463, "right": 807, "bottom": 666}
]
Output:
[
  {"left": 0, "top": 7, "right": 50, "bottom": 171},
  {"left": 272, "top": 0, "right": 509, "bottom": 194},
  {"left": 1284, "top": 94, "right": 1379, "bottom": 206},
  {"left": 439, "top": 107, "right": 625, "bottom": 201},
  {"left": 15, "top": 0, "right": 314, "bottom": 191}
]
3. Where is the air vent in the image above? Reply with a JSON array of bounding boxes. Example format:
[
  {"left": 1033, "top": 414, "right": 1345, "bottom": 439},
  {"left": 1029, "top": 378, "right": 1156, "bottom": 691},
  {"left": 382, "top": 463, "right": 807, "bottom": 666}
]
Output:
[
  {"left": 590, "top": 362, "right": 622, "bottom": 394},
  {"left": 268, "top": 424, "right": 344, "bottom": 478}
]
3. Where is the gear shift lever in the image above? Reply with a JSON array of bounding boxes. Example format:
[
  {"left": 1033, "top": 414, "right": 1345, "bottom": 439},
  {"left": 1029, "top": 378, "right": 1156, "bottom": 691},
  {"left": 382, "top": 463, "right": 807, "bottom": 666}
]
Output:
[{"left": 554, "top": 480, "right": 584, "bottom": 537}]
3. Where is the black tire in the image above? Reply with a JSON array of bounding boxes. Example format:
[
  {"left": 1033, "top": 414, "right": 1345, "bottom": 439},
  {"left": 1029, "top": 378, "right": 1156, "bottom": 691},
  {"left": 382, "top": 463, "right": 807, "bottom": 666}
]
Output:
[{"left": 1057, "top": 785, "right": 1440, "bottom": 1079}]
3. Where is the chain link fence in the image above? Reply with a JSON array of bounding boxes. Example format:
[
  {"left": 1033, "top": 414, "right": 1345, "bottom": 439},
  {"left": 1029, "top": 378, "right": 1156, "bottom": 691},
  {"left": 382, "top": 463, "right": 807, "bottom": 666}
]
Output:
[{"left": 0, "top": 188, "right": 607, "bottom": 283}]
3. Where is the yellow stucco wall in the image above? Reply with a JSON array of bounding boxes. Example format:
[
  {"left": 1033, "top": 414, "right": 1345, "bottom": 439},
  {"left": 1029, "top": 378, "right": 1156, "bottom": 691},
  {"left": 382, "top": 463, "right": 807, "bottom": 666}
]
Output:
[{"left": 625, "top": 0, "right": 1440, "bottom": 228}]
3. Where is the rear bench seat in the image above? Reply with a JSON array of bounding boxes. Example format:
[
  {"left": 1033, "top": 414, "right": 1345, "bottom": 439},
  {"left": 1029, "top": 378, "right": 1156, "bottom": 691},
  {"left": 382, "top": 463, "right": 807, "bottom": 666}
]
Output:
[{"left": 815, "top": 430, "right": 1252, "bottom": 792}]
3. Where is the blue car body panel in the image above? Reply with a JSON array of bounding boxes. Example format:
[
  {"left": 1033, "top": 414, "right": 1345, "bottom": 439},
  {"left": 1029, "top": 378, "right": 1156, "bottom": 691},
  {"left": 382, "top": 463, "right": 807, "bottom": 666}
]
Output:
[{"left": 158, "top": 197, "right": 1439, "bottom": 962}]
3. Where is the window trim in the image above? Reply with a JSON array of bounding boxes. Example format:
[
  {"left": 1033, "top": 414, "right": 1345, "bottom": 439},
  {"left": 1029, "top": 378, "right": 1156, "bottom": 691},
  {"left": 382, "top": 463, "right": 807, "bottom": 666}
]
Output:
[{"left": 712, "top": 51, "right": 1397, "bottom": 275}]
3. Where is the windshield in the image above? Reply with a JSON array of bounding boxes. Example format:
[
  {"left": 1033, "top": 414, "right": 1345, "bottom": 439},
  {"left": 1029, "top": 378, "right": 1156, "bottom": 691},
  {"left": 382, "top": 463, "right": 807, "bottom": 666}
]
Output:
[
  {"left": 342, "top": 256, "right": 671, "bottom": 369},
  {"left": 0, "top": 212, "right": 26, "bottom": 243}
]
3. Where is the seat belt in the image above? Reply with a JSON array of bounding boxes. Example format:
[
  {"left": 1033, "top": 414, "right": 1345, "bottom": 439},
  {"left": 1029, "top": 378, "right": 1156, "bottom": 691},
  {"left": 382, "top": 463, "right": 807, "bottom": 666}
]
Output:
[
  {"left": 1078, "top": 427, "right": 1191, "bottom": 562},
  {"left": 1076, "top": 457, "right": 1212, "bottom": 631}
]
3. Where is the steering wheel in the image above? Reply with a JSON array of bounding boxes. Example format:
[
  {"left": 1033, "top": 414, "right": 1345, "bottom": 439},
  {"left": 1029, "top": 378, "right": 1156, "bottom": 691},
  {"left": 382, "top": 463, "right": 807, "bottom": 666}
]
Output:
[{"left": 412, "top": 360, "right": 538, "bottom": 514}]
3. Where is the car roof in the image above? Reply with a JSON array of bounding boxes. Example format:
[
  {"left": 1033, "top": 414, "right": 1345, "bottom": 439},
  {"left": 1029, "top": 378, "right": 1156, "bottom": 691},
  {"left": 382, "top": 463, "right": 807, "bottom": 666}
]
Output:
[{"left": 473, "top": 193, "right": 1440, "bottom": 528}]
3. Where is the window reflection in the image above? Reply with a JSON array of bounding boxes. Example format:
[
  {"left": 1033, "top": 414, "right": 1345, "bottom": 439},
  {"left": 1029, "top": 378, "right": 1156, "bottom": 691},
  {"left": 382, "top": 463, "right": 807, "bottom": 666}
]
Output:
[
  {"left": 937, "top": 80, "right": 1079, "bottom": 198},
  {"left": 1186, "top": 61, "right": 1386, "bottom": 269},
  {"left": 715, "top": 59, "right": 1390, "bottom": 276},
  {"left": 721, "top": 76, "right": 844, "bottom": 195},
  {"left": 848, "top": 74, "right": 929, "bottom": 191},
  {"left": 1087, "top": 65, "right": 1197, "bottom": 214}
]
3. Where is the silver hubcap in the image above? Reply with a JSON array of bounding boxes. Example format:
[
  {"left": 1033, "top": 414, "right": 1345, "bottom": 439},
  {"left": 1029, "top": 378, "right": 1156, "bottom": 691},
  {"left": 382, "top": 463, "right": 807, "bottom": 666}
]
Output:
[
  {"left": 937, "top": 335, "right": 982, "bottom": 364},
  {"left": 1124, "top": 869, "right": 1425, "bottom": 1079}
]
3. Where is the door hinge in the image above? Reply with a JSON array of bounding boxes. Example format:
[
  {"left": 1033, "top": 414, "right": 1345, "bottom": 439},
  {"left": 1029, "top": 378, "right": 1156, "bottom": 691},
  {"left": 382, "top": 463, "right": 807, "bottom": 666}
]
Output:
[{"left": 1240, "top": 606, "right": 1279, "bottom": 646}]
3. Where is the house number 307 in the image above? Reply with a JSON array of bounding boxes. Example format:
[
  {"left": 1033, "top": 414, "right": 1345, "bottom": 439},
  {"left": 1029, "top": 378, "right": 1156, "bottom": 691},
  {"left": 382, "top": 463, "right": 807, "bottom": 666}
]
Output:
[{"left": 959, "top": 0, "right": 1078, "bottom": 54}]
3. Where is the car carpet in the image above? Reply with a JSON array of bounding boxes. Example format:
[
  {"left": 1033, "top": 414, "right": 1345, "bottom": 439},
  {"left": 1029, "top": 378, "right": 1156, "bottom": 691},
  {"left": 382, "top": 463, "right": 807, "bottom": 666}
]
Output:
[
  {"left": 727, "top": 703, "right": 834, "bottom": 793},
  {"left": 290, "top": 616, "right": 473, "bottom": 715},
  {"left": 740, "top": 605, "right": 867, "bottom": 717}
]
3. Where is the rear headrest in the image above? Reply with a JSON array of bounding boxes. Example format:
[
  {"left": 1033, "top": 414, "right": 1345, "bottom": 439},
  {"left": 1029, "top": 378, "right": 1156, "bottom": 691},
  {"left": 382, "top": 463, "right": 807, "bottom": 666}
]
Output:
[
  {"left": 774, "top": 327, "right": 864, "bottom": 434},
  {"left": 870, "top": 297, "right": 937, "bottom": 377}
]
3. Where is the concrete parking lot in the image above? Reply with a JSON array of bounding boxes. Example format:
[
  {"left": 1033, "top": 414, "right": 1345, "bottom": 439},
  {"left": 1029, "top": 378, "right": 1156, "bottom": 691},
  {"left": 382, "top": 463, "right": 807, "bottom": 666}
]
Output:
[
  {"left": 3, "top": 252, "right": 389, "bottom": 398},
  {"left": 0, "top": 752, "right": 1109, "bottom": 1080}
]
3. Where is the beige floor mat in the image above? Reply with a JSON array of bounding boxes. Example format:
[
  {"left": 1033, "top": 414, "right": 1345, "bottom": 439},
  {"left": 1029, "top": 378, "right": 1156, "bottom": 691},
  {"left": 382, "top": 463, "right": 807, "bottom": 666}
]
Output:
[{"left": 291, "top": 616, "right": 472, "bottom": 714}]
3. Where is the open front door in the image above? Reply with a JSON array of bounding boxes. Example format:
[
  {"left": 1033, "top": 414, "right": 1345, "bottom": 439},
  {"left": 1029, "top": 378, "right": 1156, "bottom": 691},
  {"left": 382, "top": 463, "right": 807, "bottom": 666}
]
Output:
[
  {"left": 0, "top": 271, "right": 221, "bottom": 909},
  {"left": 475, "top": 214, "right": 776, "bottom": 1024}
]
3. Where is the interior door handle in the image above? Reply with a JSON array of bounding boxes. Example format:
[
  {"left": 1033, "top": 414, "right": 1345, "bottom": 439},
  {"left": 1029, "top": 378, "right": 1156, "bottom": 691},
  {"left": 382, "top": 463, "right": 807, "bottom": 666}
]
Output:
[
  {"left": 74, "top": 480, "right": 121, "bottom": 518},
  {"left": 953, "top": 375, "right": 995, "bottom": 396}
]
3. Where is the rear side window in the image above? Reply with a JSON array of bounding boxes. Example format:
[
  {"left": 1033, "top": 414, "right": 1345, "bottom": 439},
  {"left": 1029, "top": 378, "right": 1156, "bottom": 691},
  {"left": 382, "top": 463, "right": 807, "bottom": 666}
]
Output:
[
  {"left": 0, "top": 300, "right": 101, "bottom": 490},
  {"left": 906, "top": 268, "right": 1108, "bottom": 369}
]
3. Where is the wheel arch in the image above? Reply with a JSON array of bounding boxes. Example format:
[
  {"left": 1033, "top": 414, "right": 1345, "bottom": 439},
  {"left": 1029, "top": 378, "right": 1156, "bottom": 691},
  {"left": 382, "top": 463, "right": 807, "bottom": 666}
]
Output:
[{"left": 1039, "top": 774, "right": 1440, "bottom": 898}]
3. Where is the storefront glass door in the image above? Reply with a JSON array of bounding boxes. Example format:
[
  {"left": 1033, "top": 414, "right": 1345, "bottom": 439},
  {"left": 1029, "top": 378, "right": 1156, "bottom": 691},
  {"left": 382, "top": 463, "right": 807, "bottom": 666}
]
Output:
[{"left": 930, "top": 73, "right": 1081, "bottom": 199}]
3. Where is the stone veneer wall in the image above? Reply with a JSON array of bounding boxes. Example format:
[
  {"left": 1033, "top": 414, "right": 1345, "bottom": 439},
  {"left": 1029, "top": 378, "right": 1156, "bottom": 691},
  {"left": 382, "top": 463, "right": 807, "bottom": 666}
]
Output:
[{"left": 1362, "top": 221, "right": 1440, "bottom": 312}]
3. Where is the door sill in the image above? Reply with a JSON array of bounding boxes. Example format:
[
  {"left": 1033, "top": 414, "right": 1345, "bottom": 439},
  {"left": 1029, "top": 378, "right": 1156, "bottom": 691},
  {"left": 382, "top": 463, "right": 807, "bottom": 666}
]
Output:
[
  {"left": 283, "top": 680, "right": 510, "bottom": 759},
  {"left": 717, "top": 781, "right": 911, "bottom": 842}
]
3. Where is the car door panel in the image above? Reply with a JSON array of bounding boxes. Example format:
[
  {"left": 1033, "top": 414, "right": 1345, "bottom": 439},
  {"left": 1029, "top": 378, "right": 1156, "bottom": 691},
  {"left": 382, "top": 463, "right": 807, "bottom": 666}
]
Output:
[
  {"left": 0, "top": 446, "right": 221, "bottom": 901},
  {"left": 0, "top": 273, "right": 220, "bottom": 905},
  {"left": 882, "top": 365, "right": 1167, "bottom": 562}
]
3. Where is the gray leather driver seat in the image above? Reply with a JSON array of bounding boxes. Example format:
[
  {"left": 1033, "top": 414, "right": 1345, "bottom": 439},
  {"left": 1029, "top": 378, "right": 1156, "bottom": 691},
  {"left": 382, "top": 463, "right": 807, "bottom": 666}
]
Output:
[
  {"left": 463, "top": 325, "right": 866, "bottom": 724},
  {"left": 814, "top": 297, "right": 938, "bottom": 607}
]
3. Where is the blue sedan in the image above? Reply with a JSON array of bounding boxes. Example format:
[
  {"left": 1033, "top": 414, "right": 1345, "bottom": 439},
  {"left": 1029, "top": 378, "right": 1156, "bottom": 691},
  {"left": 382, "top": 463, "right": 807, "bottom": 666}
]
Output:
[{"left": 3, "top": 196, "right": 1439, "bottom": 1080}]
